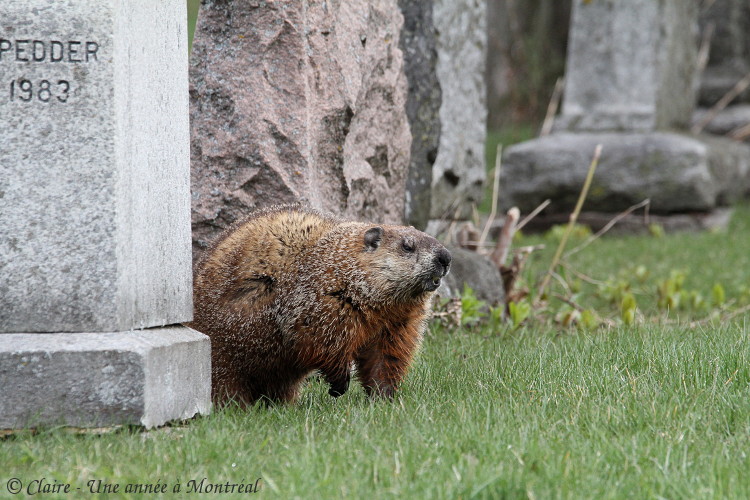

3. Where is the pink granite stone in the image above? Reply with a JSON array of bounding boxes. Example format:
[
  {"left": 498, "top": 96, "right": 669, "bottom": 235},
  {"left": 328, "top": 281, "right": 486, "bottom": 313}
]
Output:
[{"left": 189, "top": 0, "right": 411, "bottom": 260}]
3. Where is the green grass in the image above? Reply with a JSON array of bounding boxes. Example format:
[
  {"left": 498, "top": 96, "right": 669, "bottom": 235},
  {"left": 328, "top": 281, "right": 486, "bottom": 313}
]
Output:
[
  {"left": 516, "top": 204, "right": 750, "bottom": 322},
  {"left": 4, "top": 324, "right": 750, "bottom": 498},
  {"left": 4, "top": 207, "right": 750, "bottom": 498},
  {"left": 187, "top": 0, "right": 200, "bottom": 52}
]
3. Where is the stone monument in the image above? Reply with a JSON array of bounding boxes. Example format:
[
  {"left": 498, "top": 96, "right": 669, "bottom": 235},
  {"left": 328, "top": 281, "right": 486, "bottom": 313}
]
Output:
[
  {"left": 399, "top": 0, "right": 442, "bottom": 230},
  {"left": 698, "top": 0, "right": 750, "bottom": 106},
  {"left": 189, "top": 0, "right": 412, "bottom": 259},
  {"left": 189, "top": 0, "right": 488, "bottom": 249},
  {"left": 0, "top": 0, "right": 210, "bottom": 428},
  {"left": 430, "top": 0, "right": 487, "bottom": 222},
  {"left": 694, "top": 0, "right": 750, "bottom": 139},
  {"left": 501, "top": 0, "right": 750, "bottom": 221}
]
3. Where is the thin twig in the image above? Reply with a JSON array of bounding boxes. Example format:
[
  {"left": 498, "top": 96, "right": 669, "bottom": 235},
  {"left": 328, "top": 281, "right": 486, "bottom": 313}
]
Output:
[
  {"left": 656, "top": 303, "right": 750, "bottom": 328},
  {"left": 517, "top": 244, "right": 545, "bottom": 254},
  {"left": 565, "top": 199, "right": 651, "bottom": 257},
  {"left": 552, "top": 293, "right": 584, "bottom": 311},
  {"left": 696, "top": 22, "right": 715, "bottom": 78},
  {"left": 479, "top": 144, "right": 503, "bottom": 248},
  {"left": 536, "top": 144, "right": 603, "bottom": 303},
  {"left": 558, "top": 261, "right": 607, "bottom": 286},
  {"left": 540, "top": 77, "right": 564, "bottom": 137},
  {"left": 692, "top": 72, "right": 750, "bottom": 134},
  {"left": 516, "top": 199, "right": 551, "bottom": 232},
  {"left": 456, "top": 222, "right": 481, "bottom": 251},
  {"left": 692, "top": 303, "right": 750, "bottom": 327},
  {"left": 550, "top": 271, "right": 571, "bottom": 295},
  {"left": 490, "top": 207, "right": 520, "bottom": 268},
  {"left": 729, "top": 122, "right": 750, "bottom": 141},
  {"left": 444, "top": 206, "right": 463, "bottom": 246}
]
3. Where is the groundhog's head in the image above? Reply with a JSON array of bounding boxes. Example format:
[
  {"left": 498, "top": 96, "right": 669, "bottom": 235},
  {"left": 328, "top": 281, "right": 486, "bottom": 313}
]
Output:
[{"left": 359, "top": 225, "right": 452, "bottom": 302}]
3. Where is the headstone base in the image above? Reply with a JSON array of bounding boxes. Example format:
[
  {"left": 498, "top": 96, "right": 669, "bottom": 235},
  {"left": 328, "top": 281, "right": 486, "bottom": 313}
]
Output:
[
  {"left": 501, "top": 132, "right": 750, "bottom": 215},
  {"left": 0, "top": 327, "right": 211, "bottom": 429}
]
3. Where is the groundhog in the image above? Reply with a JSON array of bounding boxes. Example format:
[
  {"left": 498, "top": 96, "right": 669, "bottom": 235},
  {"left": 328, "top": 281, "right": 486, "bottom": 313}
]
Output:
[{"left": 188, "top": 204, "right": 452, "bottom": 405}]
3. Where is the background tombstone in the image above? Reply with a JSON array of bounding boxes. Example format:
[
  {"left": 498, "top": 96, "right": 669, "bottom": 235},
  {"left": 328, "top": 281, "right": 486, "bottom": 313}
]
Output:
[
  {"left": 698, "top": 0, "right": 750, "bottom": 106},
  {"left": 0, "top": 0, "right": 210, "bottom": 429},
  {"left": 501, "top": 0, "right": 750, "bottom": 223},
  {"left": 398, "top": 0, "right": 442, "bottom": 230},
  {"left": 429, "top": 0, "right": 487, "bottom": 224},
  {"left": 695, "top": 0, "right": 750, "bottom": 140}
]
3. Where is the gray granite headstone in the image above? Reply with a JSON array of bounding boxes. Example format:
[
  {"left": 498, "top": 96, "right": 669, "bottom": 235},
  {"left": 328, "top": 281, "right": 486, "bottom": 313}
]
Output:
[
  {"left": 0, "top": 0, "right": 210, "bottom": 429},
  {"left": 698, "top": 0, "right": 750, "bottom": 106},
  {"left": 0, "top": 0, "right": 192, "bottom": 333},
  {"left": 399, "top": 0, "right": 441, "bottom": 230},
  {"left": 501, "top": 0, "right": 750, "bottom": 219},
  {"left": 430, "top": 0, "right": 487, "bottom": 220},
  {"left": 556, "top": 0, "right": 698, "bottom": 133}
]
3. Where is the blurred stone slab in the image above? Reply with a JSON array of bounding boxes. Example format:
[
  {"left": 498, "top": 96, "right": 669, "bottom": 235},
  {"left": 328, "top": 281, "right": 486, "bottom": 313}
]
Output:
[
  {"left": 0, "top": 328, "right": 211, "bottom": 429},
  {"left": 437, "top": 246, "right": 504, "bottom": 306},
  {"left": 430, "top": 0, "right": 487, "bottom": 220},
  {"left": 0, "top": 0, "right": 192, "bottom": 333},
  {"left": 501, "top": 132, "right": 750, "bottom": 214},
  {"left": 700, "top": 134, "right": 750, "bottom": 205},
  {"left": 189, "top": 0, "right": 411, "bottom": 258},
  {"left": 556, "top": 0, "right": 697, "bottom": 133}
]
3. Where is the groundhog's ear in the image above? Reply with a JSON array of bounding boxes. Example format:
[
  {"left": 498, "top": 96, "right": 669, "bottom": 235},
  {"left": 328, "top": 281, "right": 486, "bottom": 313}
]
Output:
[{"left": 364, "top": 227, "right": 383, "bottom": 251}]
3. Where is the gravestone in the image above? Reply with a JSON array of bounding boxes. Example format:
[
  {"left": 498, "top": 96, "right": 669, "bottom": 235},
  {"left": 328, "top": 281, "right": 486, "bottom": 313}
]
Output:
[
  {"left": 189, "top": 0, "right": 411, "bottom": 259},
  {"left": 399, "top": 0, "right": 441, "bottom": 230},
  {"left": 556, "top": 0, "right": 696, "bottom": 133},
  {"left": 501, "top": 0, "right": 750, "bottom": 219},
  {"left": 430, "top": 0, "right": 487, "bottom": 221},
  {"left": 190, "top": 0, "right": 488, "bottom": 246},
  {"left": 694, "top": 1, "right": 750, "bottom": 139},
  {"left": 698, "top": 0, "right": 750, "bottom": 106},
  {"left": 0, "top": 0, "right": 210, "bottom": 428}
]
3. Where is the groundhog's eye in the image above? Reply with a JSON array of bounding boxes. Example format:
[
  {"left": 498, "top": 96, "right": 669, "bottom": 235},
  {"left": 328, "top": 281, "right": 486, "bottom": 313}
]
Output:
[{"left": 402, "top": 239, "right": 415, "bottom": 253}]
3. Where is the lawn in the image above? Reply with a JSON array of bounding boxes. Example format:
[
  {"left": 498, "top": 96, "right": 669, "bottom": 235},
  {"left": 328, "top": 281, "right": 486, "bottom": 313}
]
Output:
[{"left": 3, "top": 207, "right": 750, "bottom": 498}]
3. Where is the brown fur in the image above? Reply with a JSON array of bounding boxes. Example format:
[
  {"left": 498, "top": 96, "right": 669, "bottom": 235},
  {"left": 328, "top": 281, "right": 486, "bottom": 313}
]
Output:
[{"left": 188, "top": 204, "right": 451, "bottom": 405}]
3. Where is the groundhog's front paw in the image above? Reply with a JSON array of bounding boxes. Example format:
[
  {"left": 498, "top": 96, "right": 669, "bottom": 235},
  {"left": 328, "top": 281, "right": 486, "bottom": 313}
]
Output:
[
  {"left": 325, "top": 369, "right": 351, "bottom": 398},
  {"left": 328, "top": 380, "right": 349, "bottom": 398},
  {"left": 364, "top": 382, "right": 395, "bottom": 400}
]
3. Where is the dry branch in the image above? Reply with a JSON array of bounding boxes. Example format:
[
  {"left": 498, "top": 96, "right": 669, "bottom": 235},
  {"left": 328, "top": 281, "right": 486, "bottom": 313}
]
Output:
[
  {"left": 536, "top": 144, "right": 602, "bottom": 303},
  {"left": 478, "top": 144, "right": 503, "bottom": 249},
  {"left": 564, "top": 199, "right": 651, "bottom": 258},
  {"left": 540, "top": 77, "right": 564, "bottom": 137},
  {"left": 696, "top": 22, "right": 715, "bottom": 78},
  {"left": 729, "top": 122, "right": 750, "bottom": 141},
  {"left": 490, "top": 207, "right": 520, "bottom": 268},
  {"left": 456, "top": 222, "right": 481, "bottom": 251},
  {"left": 516, "top": 199, "right": 551, "bottom": 232},
  {"left": 692, "top": 71, "right": 750, "bottom": 134}
]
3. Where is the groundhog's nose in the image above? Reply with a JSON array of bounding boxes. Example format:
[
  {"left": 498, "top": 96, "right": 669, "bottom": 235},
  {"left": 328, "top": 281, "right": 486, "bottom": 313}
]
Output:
[{"left": 436, "top": 247, "right": 451, "bottom": 274}]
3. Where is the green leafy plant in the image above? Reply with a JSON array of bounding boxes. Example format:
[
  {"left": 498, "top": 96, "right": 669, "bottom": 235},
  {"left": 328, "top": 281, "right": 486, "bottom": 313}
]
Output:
[
  {"left": 620, "top": 292, "right": 637, "bottom": 326},
  {"left": 656, "top": 270, "right": 686, "bottom": 311},
  {"left": 508, "top": 300, "right": 531, "bottom": 329},
  {"left": 460, "top": 284, "right": 487, "bottom": 327},
  {"left": 712, "top": 283, "right": 726, "bottom": 307}
]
